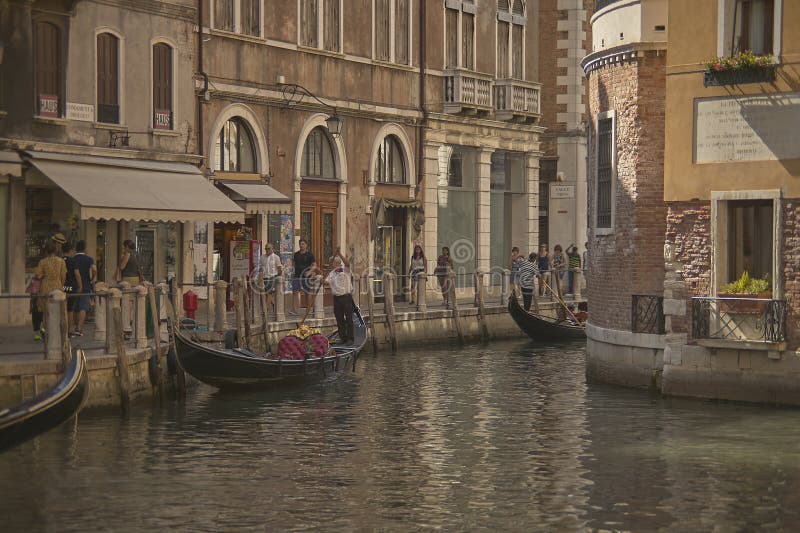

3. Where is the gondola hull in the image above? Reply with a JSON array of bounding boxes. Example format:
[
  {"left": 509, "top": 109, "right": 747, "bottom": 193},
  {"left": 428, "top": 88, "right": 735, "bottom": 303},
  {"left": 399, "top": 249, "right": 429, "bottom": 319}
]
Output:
[
  {"left": 508, "top": 293, "right": 586, "bottom": 342},
  {"left": 0, "top": 350, "right": 89, "bottom": 453},
  {"left": 173, "top": 313, "right": 367, "bottom": 390}
]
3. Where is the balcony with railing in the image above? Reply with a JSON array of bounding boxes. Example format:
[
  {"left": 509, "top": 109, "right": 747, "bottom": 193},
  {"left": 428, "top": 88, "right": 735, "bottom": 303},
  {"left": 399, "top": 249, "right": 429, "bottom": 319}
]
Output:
[
  {"left": 493, "top": 78, "right": 541, "bottom": 123},
  {"left": 443, "top": 69, "right": 493, "bottom": 115},
  {"left": 691, "top": 297, "right": 787, "bottom": 349}
]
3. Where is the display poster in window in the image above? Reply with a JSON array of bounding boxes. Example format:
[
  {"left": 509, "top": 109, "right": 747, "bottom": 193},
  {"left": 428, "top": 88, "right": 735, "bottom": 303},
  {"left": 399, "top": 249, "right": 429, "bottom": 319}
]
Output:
[
  {"left": 229, "top": 240, "right": 261, "bottom": 283},
  {"left": 270, "top": 214, "right": 295, "bottom": 293},
  {"left": 192, "top": 224, "right": 209, "bottom": 299}
]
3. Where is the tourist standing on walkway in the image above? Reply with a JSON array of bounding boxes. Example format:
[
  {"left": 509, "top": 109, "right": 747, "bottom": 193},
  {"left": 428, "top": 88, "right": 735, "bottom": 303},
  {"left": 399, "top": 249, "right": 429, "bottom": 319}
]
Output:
[
  {"left": 566, "top": 244, "right": 581, "bottom": 296},
  {"left": 583, "top": 242, "right": 589, "bottom": 290},
  {"left": 292, "top": 239, "right": 317, "bottom": 315},
  {"left": 62, "top": 242, "right": 77, "bottom": 332},
  {"left": 259, "top": 242, "right": 283, "bottom": 316},
  {"left": 509, "top": 246, "right": 523, "bottom": 294},
  {"left": 34, "top": 241, "right": 66, "bottom": 339},
  {"left": 117, "top": 240, "right": 143, "bottom": 284},
  {"left": 71, "top": 240, "right": 96, "bottom": 337},
  {"left": 326, "top": 248, "right": 354, "bottom": 344},
  {"left": 434, "top": 246, "right": 454, "bottom": 308},
  {"left": 408, "top": 245, "right": 426, "bottom": 305},
  {"left": 536, "top": 244, "right": 551, "bottom": 297},
  {"left": 551, "top": 244, "right": 567, "bottom": 299},
  {"left": 518, "top": 253, "right": 540, "bottom": 311}
]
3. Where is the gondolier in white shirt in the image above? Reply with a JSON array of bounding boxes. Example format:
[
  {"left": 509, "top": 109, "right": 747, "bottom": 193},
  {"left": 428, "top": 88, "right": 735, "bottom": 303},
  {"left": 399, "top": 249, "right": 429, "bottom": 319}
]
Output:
[
  {"left": 518, "top": 252, "right": 540, "bottom": 311},
  {"left": 259, "top": 242, "right": 283, "bottom": 316},
  {"left": 325, "top": 247, "right": 355, "bottom": 344}
]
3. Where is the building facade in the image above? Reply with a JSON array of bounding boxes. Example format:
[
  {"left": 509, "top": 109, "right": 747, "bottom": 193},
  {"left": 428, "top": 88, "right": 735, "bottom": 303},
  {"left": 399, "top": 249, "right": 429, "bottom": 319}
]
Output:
[{"left": 0, "top": 0, "right": 243, "bottom": 325}]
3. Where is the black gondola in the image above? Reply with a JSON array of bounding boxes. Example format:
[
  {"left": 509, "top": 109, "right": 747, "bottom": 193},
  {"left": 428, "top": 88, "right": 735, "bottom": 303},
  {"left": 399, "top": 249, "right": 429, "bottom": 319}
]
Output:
[
  {"left": 508, "top": 292, "right": 586, "bottom": 341},
  {"left": 171, "top": 311, "right": 367, "bottom": 390},
  {"left": 0, "top": 349, "right": 89, "bottom": 453}
]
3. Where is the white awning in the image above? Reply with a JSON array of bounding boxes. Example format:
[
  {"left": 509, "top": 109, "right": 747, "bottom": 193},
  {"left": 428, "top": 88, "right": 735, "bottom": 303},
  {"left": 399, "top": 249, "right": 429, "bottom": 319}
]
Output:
[
  {"left": 0, "top": 151, "right": 22, "bottom": 177},
  {"left": 26, "top": 152, "right": 244, "bottom": 223},
  {"left": 217, "top": 180, "right": 292, "bottom": 215}
]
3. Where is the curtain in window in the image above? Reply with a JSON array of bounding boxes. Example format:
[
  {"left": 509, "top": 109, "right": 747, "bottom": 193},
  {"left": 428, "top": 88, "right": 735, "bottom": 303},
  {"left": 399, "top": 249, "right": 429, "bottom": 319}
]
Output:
[
  {"left": 376, "top": 0, "right": 390, "bottom": 60},
  {"left": 240, "top": 0, "right": 261, "bottom": 36},
  {"left": 512, "top": 24, "right": 523, "bottom": 78},
  {"left": 395, "top": 0, "right": 410, "bottom": 64},
  {"left": 462, "top": 12, "right": 474, "bottom": 70},
  {"left": 740, "top": 0, "right": 774, "bottom": 55},
  {"left": 35, "top": 22, "right": 61, "bottom": 115},
  {"left": 301, "top": 0, "right": 318, "bottom": 47},
  {"left": 497, "top": 21, "right": 509, "bottom": 78},
  {"left": 214, "top": 0, "right": 235, "bottom": 31},
  {"left": 97, "top": 33, "right": 119, "bottom": 123},
  {"left": 323, "top": 0, "right": 340, "bottom": 52},
  {"left": 445, "top": 8, "right": 458, "bottom": 69}
]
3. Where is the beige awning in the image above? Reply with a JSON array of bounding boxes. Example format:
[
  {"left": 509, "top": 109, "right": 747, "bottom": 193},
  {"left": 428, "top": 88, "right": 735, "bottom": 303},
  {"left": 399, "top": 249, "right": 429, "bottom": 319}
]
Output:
[
  {"left": 0, "top": 150, "right": 22, "bottom": 177},
  {"left": 26, "top": 152, "right": 244, "bottom": 223},
  {"left": 217, "top": 180, "right": 292, "bottom": 215}
]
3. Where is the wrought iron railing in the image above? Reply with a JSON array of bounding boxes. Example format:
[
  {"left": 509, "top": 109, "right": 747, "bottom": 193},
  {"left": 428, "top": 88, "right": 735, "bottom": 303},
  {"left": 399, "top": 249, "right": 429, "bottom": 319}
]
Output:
[
  {"left": 691, "top": 297, "right": 787, "bottom": 343},
  {"left": 631, "top": 295, "right": 665, "bottom": 334}
]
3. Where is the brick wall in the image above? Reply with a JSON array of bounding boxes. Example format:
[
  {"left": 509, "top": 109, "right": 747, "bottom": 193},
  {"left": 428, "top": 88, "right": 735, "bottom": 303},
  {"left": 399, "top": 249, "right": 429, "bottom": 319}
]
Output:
[
  {"left": 781, "top": 201, "right": 800, "bottom": 347},
  {"left": 586, "top": 51, "right": 667, "bottom": 331}
]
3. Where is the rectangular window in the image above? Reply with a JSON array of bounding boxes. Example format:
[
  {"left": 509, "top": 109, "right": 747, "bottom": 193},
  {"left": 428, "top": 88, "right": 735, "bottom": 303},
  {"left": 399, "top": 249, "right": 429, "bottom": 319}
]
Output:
[
  {"left": 596, "top": 117, "right": 614, "bottom": 229},
  {"left": 323, "top": 0, "right": 340, "bottom": 52},
  {"left": 445, "top": 8, "right": 458, "bottom": 69},
  {"left": 462, "top": 12, "right": 474, "bottom": 70},
  {"left": 240, "top": 0, "right": 261, "bottom": 37},
  {"left": 214, "top": 0, "right": 235, "bottom": 31},
  {"left": 34, "top": 22, "right": 62, "bottom": 117},
  {"left": 152, "top": 44, "right": 173, "bottom": 130},
  {"left": 736, "top": 0, "right": 774, "bottom": 55},
  {"left": 300, "top": 0, "right": 319, "bottom": 47},
  {"left": 497, "top": 22, "right": 509, "bottom": 78},
  {"left": 96, "top": 34, "right": 119, "bottom": 124},
  {"left": 376, "top": 0, "right": 390, "bottom": 60},
  {"left": 512, "top": 24, "right": 523, "bottom": 78},
  {"left": 727, "top": 200, "right": 773, "bottom": 283},
  {"left": 395, "top": 0, "right": 409, "bottom": 64}
]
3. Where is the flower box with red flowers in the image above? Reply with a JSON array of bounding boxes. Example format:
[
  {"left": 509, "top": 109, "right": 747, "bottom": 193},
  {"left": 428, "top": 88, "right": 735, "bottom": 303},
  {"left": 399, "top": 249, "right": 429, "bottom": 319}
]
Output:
[{"left": 704, "top": 51, "right": 776, "bottom": 87}]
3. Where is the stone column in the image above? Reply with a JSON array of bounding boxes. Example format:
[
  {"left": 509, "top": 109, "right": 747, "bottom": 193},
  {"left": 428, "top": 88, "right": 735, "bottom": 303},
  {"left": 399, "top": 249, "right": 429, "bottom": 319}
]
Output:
[
  {"left": 525, "top": 152, "right": 540, "bottom": 253},
  {"left": 476, "top": 148, "right": 493, "bottom": 281},
  {"left": 214, "top": 280, "right": 228, "bottom": 331},
  {"left": 134, "top": 285, "right": 148, "bottom": 349},
  {"left": 46, "top": 290, "right": 66, "bottom": 360},
  {"left": 313, "top": 275, "right": 324, "bottom": 319},
  {"left": 94, "top": 282, "right": 109, "bottom": 342},
  {"left": 416, "top": 273, "right": 428, "bottom": 312},
  {"left": 574, "top": 269, "right": 583, "bottom": 301},
  {"left": 663, "top": 245, "right": 688, "bottom": 367},
  {"left": 501, "top": 268, "right": 511, "bottom": 305},
  {"left": 119, "top": 281, "right": 132, "bottom": 333},
  {"left": 422, "top": 142, "right": 443, "bottom": 275},
  {"left": 107, "top": 288, "right": 122, "bottom": 354},
  {"left": 275, "top": 275, "right": 286, "bottom": 322}
]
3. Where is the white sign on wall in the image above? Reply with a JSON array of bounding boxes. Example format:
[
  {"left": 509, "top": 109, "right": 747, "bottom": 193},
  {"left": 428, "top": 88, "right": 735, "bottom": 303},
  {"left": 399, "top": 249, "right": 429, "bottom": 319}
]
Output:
[
  {"left": 550, "top": 184, "right": 574, "bottom": 199},
  {"left": 695, "top": 92, "right": 800, "bottom": 163},
  {"left": 66, "top": 103, "right": 95, "bottom": 122}
]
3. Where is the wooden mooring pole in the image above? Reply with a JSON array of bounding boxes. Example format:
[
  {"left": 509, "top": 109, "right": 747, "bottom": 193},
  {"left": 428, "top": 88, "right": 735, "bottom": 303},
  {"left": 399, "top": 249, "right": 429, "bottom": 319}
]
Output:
[
  {"left": 384, "top": 272, "right": 398, "bottom": 353},
  {"left": 111, "top": 293, "right": 131, "bottom": 413},
  {"left": 475, "top": 271, "right": 489, "bottom": 344},
  {"left": 366, "top": 274, "right": 378, "bottom": 353},
  {"left": 449, "top": 271, "right": 465, "bottom": 346}
]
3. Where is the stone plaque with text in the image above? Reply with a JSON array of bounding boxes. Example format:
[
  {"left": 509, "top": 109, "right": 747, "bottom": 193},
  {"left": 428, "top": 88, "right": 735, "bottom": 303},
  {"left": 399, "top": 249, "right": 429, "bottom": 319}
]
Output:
[{"left": 694, "top": 92, "right": 800, "bottom": 163}]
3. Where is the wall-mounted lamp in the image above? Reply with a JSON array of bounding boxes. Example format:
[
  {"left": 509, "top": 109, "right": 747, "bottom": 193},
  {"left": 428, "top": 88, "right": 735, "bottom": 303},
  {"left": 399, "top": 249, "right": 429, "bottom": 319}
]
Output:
[{"left": 277, "top": 82, "right": 343, "bottom": 137}]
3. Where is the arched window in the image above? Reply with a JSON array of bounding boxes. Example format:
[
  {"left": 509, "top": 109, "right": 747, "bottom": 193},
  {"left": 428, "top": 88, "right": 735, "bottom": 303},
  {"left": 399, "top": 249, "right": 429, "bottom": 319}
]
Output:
[
  {"left": 97, "top": 32, "right": 120, "bottom": 124},
  {"left": 215, "top": 117, "right": 257, "bottom": 172},
  {"left": 301, "top": 126, "right": 337, "bottom": 179},
  {"left": 497, "top": 0, "right": 525, "bottom": 79},
  {"left": 375, "top": 135, "right": 406, "bottom": 184}
]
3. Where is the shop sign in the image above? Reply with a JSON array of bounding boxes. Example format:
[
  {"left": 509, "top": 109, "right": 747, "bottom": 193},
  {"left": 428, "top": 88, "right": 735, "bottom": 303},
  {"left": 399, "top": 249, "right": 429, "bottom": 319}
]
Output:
[
  {"left": 66, "top": 103, "right": 95, "bottom": 122},
  {"left": 550, "top": 185, "right": 574, "bottom": 199},
  {"left": 153, "top": 109, "right": 172, "bottom": 130},
  {"left": 39, "top": 95, "right": 59, "bottom": 117}
]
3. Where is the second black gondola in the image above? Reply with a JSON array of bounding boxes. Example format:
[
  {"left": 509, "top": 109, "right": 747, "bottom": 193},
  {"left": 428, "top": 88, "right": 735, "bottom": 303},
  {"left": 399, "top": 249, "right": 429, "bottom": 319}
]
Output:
[{"left": 508, "top": 292, "right": 586, "bottom": 342}]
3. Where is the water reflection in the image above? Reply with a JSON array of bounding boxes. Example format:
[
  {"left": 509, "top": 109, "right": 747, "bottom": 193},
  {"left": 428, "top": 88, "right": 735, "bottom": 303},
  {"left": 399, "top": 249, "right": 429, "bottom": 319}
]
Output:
[{"left": 2, "top": 340, "right": 800, "bottom": 531}]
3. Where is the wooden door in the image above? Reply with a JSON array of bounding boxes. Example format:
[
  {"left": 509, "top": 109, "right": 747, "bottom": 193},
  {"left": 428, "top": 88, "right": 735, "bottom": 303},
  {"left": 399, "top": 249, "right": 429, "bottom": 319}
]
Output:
[{"left": 300, "top": 180, "right": 339, "bottom": 274}]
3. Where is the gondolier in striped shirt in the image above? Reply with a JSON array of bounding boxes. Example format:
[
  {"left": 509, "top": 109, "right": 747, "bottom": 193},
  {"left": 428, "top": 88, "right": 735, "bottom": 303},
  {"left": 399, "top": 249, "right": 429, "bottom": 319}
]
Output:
[{"left": 518, "top": 253, "right": 540, "bottom": 311}]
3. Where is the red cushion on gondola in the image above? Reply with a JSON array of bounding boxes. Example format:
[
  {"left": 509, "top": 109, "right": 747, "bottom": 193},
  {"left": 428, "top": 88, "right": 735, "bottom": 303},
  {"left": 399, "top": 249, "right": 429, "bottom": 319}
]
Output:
[
  {"left": 307, "top": 333, "right": 329, "bottom": 357},
  {"left": 277, "top": 335, "right": 306, "bottom": 360}
]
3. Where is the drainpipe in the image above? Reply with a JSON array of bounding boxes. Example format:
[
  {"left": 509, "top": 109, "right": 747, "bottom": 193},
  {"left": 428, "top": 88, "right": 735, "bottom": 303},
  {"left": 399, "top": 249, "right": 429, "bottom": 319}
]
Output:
[
  {"left": 415, "top": 0, "right": 428, "bottom": 197},
  {"left": 197, "top": 0, "right": 205, "bottom": 159}
]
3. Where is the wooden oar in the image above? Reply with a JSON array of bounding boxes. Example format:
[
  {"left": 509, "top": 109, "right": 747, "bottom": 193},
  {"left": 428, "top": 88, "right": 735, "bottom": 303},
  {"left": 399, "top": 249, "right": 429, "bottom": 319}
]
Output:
[{"left": 541, "top": 275, "right": 585, "bottom": 328}]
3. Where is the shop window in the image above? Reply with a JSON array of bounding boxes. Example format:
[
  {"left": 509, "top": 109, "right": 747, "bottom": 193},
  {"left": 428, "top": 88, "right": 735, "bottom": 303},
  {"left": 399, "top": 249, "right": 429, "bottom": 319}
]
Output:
[
  {"left": 215, "top": 117, "right": 257, "bottom": 173},
  {"left": 299, "top": 0, "right": 341, "bottom": 52},
  {"left": 375, "top": 135, "right": 406, "bottom": 184},
  {"left": 96, "top": 32, "right": 120, "bottom": 124},
  {"left": 595, "top": 112, "right": 615, "bottom": 231},
  {"left": 152, "top": 43, "right": 173, "bottom": 130},
  {"left": 301, "top": 127, "right": 337, "bottom": 180},
  {"left": 445, "top": 0, "right": 476, "bottom": 70},
  {"left": 497, "top": 0, "right": 526, "bottom": 79},
  {"left": 34, "top": 21, "right": 63, "bottom": 117}
]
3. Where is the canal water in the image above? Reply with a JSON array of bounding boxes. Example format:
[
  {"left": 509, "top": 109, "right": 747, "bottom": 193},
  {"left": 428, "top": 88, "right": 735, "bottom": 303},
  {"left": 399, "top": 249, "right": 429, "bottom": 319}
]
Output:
[{"left": 2, "top": 339, "right": 800, "bottom": 531}]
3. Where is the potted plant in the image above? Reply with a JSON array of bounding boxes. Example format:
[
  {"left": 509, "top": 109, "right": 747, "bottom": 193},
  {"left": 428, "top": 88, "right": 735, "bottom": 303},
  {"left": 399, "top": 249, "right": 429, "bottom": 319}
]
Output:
[
  {"left": 704, "top": 50, "right": 776, "bottom": 86},
  {"left": 718, "top": 271, "right": 771, "bottom": 313}
]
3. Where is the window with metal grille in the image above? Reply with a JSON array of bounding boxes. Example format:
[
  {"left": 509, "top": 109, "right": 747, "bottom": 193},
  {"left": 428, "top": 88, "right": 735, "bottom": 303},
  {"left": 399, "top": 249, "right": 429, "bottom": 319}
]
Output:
[
  {"left": 96, "top": 33, "right": 119, "bottom": 124},
  {"left": 34, "top": 21, "right": 62, "bottom": 117},
  {"left": 596, "top": 117, "right": 614, "bottom": 229},
  {"left": 152, "top": 43, "right": 173, "bottom": 130}
]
